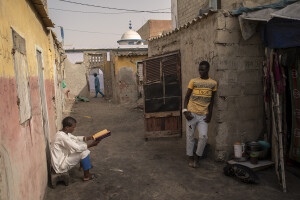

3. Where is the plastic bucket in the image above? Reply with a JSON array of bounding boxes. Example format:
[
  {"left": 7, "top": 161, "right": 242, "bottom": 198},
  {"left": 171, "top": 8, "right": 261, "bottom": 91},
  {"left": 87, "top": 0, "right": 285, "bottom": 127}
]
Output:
[{"left": 234, "top": 142, "right": 244, "bottom": 158}]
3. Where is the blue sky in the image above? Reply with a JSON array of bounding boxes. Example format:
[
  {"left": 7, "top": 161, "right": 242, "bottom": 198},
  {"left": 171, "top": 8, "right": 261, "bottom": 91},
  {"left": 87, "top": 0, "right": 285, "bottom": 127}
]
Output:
[{"left": 48, "top": 0, "right": 171, "bottom": 48}]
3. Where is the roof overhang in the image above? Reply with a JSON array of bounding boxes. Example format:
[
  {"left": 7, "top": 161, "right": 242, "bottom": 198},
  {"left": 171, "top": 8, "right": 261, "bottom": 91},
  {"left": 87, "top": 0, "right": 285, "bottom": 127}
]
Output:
[{"left": 30, "top": 0, "right": 54, "bottom": 27}]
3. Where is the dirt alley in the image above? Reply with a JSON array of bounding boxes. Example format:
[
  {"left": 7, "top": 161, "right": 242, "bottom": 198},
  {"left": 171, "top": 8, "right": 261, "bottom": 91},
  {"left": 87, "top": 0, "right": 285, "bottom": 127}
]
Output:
[{"left": 45, "top": 98, "right": 300, "bottom": 200}]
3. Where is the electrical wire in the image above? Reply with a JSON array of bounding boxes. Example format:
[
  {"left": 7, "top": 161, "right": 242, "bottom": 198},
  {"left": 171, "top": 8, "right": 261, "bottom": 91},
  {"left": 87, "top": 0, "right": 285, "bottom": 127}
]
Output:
[
  {"left": 49, "top": 8, "right": 134, "bottom": 14},
  {"left": 58, "top": 0, "right": 171, "bottom": 13},
  {"left": 57, "top": 27, "right": 122, "bottom": 35},
  {"left": 49, "top": 7, "right": 170, "bottom": 15}
]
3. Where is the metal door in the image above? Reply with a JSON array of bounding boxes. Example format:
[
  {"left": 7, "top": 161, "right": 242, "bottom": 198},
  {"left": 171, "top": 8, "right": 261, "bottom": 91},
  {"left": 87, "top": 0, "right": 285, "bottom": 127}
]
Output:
[{"left": 143, "top": 52, "right": 181, "bottom": 139}]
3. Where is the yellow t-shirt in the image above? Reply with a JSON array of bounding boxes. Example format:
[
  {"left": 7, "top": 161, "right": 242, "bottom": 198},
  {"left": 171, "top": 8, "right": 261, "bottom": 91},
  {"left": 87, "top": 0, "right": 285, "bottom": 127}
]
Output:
[{"left": 187, "top": 77, "right": 217, "bottom": 115}]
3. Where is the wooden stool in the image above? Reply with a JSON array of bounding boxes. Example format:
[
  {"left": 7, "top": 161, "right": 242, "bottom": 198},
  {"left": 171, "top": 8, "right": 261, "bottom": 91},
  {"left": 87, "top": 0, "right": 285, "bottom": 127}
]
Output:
[{"left": 50, "top": 170, "right": 70, "bottom": 188}]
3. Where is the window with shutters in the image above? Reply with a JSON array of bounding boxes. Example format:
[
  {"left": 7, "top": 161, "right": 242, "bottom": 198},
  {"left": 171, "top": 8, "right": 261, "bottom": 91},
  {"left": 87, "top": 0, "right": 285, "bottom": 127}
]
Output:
[{"left": 12, "top": 29, "right": 32, "bottom": 124}]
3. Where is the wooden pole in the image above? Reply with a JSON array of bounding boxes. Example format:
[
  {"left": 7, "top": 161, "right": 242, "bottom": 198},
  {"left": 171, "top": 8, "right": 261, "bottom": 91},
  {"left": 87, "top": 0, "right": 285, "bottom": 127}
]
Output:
[{"left": 270, "top": 51, "right": 287, "bottom": 192}]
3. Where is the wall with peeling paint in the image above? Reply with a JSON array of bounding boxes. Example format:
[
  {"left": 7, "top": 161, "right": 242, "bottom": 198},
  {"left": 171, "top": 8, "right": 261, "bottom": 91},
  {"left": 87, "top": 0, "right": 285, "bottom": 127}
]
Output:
[
  {"left": 49, "top": 32, "right": 66, "bottom": 132},
  {"left": 112, "top": 55, "right": 147, "bottom": 104},
  {"left": 0, "top": 0, "right": 63, "bottom": 199},
  {"left": 148, "top": 11, "right": 265, "bottom": 161}
]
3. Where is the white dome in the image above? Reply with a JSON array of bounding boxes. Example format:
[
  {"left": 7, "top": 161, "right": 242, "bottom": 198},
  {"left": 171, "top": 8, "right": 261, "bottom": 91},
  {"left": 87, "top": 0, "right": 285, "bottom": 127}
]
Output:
[{"left": 121, "top": 29, "right": 142, "bottom": 40}]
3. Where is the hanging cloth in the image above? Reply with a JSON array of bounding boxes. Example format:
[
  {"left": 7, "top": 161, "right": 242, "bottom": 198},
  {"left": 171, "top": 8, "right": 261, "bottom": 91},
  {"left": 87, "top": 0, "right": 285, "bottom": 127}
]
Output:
[
  {"left": 289, "top": 54, "right": 300, "bottom": 163},
  {"left": 273, "top": 53, "right": 286, "bottom": 93}
]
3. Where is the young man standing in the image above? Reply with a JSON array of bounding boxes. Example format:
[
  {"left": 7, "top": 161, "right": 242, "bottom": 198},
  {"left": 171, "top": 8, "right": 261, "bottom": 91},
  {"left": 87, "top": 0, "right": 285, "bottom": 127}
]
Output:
[
  {"left": 94, "top": 73, "right": 104, "bottom": 98},
  {"left": 183, "top": 61, "right": 217, "bottom": 168}
]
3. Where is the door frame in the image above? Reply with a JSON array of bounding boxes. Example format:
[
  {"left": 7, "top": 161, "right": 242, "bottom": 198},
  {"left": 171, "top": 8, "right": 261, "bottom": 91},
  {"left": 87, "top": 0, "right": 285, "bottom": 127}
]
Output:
[{"left": 35, "top": 45, "right": 50, "bottom": 144}]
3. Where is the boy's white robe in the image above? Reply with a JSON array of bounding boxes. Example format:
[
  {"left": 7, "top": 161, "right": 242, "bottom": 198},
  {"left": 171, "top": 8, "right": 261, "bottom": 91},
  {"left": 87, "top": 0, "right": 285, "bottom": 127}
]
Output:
[{"left": 51, "top": 131, "right": 90, "bottom": 173}]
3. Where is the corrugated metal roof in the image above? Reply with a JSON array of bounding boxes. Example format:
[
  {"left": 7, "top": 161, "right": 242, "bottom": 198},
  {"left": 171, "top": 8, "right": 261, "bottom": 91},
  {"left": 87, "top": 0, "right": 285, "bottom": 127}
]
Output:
[
  {"left": 31, "top": 0, "right": 54, "bottom": 27},
  {"left": 149, "top": 9, "right": 218, "bottom": 41}
]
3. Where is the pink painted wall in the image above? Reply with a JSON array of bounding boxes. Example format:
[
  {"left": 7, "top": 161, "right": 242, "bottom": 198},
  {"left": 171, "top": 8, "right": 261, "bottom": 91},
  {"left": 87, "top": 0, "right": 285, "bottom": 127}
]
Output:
[
  {"left": 45, "top": 79, "right": 57, "bottom": 142},
  {"left": 0, "top": 77, "right": 49, "bottom": 199}
]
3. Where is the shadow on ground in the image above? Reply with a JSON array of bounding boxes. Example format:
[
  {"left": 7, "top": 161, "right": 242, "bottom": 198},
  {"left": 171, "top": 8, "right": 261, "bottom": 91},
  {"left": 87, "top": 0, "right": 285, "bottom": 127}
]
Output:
[{"left": 45, "top": 98, "right": 300, "bottom": 200}]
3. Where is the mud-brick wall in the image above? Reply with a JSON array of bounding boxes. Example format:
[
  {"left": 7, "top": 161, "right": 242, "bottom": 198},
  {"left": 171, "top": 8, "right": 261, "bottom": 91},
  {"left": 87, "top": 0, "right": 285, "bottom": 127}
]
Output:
[
  {"left": 64, "top": 59, "right": 89, "bottom": 98},
  {"left": 148, "top": 11, "right": 265, "bottom": 161}
]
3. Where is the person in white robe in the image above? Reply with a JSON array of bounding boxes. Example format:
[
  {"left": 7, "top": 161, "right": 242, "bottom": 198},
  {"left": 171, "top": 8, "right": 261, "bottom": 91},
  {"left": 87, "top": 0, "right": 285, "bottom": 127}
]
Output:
[{"left": 51, "top": 116, "right": 100, "bottom": 181}]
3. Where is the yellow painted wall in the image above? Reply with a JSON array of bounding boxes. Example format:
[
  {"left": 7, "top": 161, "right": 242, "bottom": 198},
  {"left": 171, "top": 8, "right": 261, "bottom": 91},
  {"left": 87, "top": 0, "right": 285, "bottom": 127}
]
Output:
[
  {"left": 112, "top": 55, "right": 147, "bottom": 104},
  {"left": 114, "top": 55, "right": 147, "bottom": 75},
  {"left": 0, "top": 0, "right": 53, "bottom": 80}
]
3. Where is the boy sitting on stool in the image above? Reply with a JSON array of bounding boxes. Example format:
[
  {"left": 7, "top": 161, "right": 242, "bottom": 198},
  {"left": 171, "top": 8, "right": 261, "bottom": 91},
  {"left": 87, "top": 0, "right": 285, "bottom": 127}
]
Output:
[{"left": 51, "top": 116, "right": 100, "bottom": 181}]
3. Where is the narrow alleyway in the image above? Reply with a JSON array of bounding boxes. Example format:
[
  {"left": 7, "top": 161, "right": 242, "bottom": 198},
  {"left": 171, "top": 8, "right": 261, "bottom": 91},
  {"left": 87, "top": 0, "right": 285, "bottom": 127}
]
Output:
[{"left": 45, "top": 99, "right": 300, "bottom": 200}]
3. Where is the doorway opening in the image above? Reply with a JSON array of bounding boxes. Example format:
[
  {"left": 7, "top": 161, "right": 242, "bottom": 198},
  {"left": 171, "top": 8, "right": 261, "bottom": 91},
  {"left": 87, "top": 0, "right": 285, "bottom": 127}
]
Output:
[{"left": 89, "top": 68, "right": 104, "bottom": 96}]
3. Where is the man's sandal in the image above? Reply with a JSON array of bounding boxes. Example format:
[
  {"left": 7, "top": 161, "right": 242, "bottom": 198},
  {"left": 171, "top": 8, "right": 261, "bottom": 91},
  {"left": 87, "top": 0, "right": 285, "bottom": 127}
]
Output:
[
  {"left": 188, "top": 161, "right": 199, "bottom": 168},
  {"left": 193, "top": 161, "right": 200, "bottom": 168},
  {"left": 83, "top": 174, "right": 95, "bottom": 181}
]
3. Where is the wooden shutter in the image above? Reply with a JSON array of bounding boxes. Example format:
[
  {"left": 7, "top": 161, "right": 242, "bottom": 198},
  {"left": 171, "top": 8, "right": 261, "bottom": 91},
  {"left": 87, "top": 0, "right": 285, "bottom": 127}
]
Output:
[
  {"left": 143, "top": 52, "right": 181, "bottom": 139},
  {"left": 12, "top": 29, "right": 32, "bottom": 124}
]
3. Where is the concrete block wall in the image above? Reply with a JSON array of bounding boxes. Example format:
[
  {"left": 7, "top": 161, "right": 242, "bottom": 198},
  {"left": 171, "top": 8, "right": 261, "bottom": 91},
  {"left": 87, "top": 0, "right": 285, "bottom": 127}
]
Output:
[
  {"left": 177, "top": 0, "right": 209, "bottom": 27},
  {"left": 149, "top": 11, "right": 265, "bottom": 161},
  {"left": 213, "top": 13, "right": 264, "bottom": 160},
  {"left": 176, "top": 0, "right": 280, "bottom": 27}
]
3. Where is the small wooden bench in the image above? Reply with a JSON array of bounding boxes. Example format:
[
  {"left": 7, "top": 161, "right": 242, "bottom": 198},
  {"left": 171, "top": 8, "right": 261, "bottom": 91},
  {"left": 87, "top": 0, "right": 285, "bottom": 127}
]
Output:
[{"left": 50, "top": 169, "right": 70, "bottom": 188}]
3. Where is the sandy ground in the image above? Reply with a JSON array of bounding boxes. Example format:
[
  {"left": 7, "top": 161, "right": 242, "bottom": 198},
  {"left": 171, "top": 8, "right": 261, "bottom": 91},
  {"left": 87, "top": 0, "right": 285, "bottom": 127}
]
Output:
[{"left": 45, "top": 98, "right": 300, "bottom": 200}]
